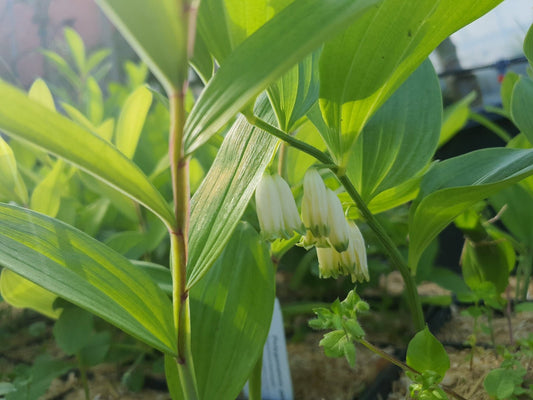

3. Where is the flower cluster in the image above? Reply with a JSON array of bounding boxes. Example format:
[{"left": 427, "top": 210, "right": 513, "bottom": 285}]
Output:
[{"left": 255, "top": 170, "right": 369, "bottom": 283}]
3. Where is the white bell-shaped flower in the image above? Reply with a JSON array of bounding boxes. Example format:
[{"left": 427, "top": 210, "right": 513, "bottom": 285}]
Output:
[
  {"left": 326, "top": 189, "right": 350, "bottom": 252},
  {"left": 342, "top": 222, "right": 369, "bottom": 283},
  {"left": 301, "top": 168, "right": 329, "bottom": 238},
  {"left": 272, "top": 174, "right": 304, "bottom": 235},
  {"left": 255, "top": 173, "right": 303, "bottom": 240},
  {"left": 316, "top": 222, "right": 369, "bottom": 283},
  {"left": 316, "top": 246, "right": 342, "bottom": 279}
]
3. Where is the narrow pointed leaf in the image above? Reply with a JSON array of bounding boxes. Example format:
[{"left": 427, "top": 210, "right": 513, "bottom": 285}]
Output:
[
  {"left": 115, "top": 86, "right": 153, "bottom": 159},
  {"left": 184, "top": 0, "right": 379, "bottom": 155},
  {"left": 187, "top": 97, "right": 278, "bottom": 288},
  {"left": 0, "top": 81, "right": 175, "bottom": 229},
  {"left": 317, "top": 0, "right": 502, "bottom": 164},
  {"left": 197, "top": 0, "right": 292, "bottom": 64},
  {"left": 28, "top": 79, "right": 55, "bottom": 111},
  {"left": 95, "top": 0, "right": 187, "bottom": 92},
  {"left": 409, "top": 148, "right": 533, "bottom": 271},
  {"left": 0, "top": 203, "right": 176, "bottom": 355},
  {"left": 191, "top": 222, "right": 275, "bottom": 400},
  {"left": 347, "top": 60, "right": 441, "bottom": 204},
  {"left": 85, "top": 77, "right": 104, "bottom": 125},
  {"left": 64, "top": 27, "right": 86, "bottom": 75},
  {"left": 0, "top": 136, "right": 28, "bottom": 204},
  {"left": 30, "top": 160, "right": 65, "bottom": 218},
  {"left": 267, "top": 50, "right": 320, "bottom": 133}
]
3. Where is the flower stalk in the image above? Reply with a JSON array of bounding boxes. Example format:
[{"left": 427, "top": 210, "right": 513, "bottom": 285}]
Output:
[{"left": 247, "top": 114, "right": 425, "bottom": 331}]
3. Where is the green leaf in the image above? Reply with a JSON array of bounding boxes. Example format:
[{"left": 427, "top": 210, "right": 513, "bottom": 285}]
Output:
[
  {"left": 524, "top": 23, "right": 533, "bottom": 67},
  {"left": 0, "top": 269, "right": 60, "bottom": 319},
  {"left": 184, "top": 0, "right": 380, "bottom": 155},
  {"left": 511, "top": 77, "right": 533, "bottom": 145},
  {"left": 0, "top": 80, "right": 175, "bottom": 229},
  {"left": 95, "top": 0, "right": 187, "bottom": 92},
  {"left": 439, "top": 92, "right": 476, "bottom": 147},
  {"left": 86, "top": 49, "right": 111, "bottom": 74},
  {"left": 0, "top": 136, "right": 28, "bottom": 204},
  {"left": 187, "top": 96, "right": 278, "bottom": 288},
  {"left": 64, "top": 27, "right": 86, "bottom": 75},
  {"left": 406, "top": 327, "right": 449, "bottom": 379},
  {"left": 501, "top": 72, "right": 519, "bottom": 116},
  {"left": 347, "top": 60, "right": 441, "bottom": 203},
  {"left": 484, "top": 368, "right": 521, "bottom": 400},
  {"left": 165, "top": 355, "right": 184, "bottom": 400},
  {"left": 115, "top": 86, "right": 152, "bottom": 159},
  {"left": 191, "top": 222, "right": 275, "bottom": 400},
  {"left": 85, "top": 76, "right": 104, "bottom": 125},
  {"left": 285, "top": 119, "right": 326, "bottom": 185},
  {"left": 30, "top": 160, "right": 65, "bottom": 218},
  {"left": 197, "top": 0, "right": 291, "bottom": 64},
  {"left": 490, "top": 183, "right": 533, "bottom": 247},
  {"left": 190, "top": 32, "right": 213, "bottom": 84},
  {"left": 53, "top": 304, "right": 94, "bottom": 355},
  {"left": 408, "top": 148, "right": 533, "bottom": 271},
  {"left": 40, "top": 50, "right": 79, "bottom": 89},
  {"left": 6, "top": 355, "right": 71, "bottom": 400},
  {"left": 461, "top": 236, "right": 514, "bottom": 294},
  {"left": 28, "top": 79, "right": 55, "bottom": 111},
  {"left": 317, "top": 0, "right": 502, "bottom": 165},
  {"left": 0, "top": 203, "right": 176, "bottom": 355},
  {"left": 267, "top": 50, "right": 320, "bottom": 133}
]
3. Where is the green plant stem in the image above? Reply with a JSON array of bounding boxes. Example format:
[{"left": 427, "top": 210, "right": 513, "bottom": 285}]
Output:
[
  {"left": 169, "top": 88, "right": 198, "bottom": 399},
  {"left": 469, "top": 111, "right": 512, "bottom": 143},
  {"left": 76, "top": 355, "right": 90, "bottom": 400},
  {"left": 359, "top": 339, "right": 468, "bottom": 400},
  {"left": 247, "top": 114, "right": 425, "bottom": 331},
  {"left": 248, "top": 353, "right": 263, "bottom": 400}
]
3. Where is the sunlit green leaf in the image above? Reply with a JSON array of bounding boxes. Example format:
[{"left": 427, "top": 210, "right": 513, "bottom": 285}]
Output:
[
  {"left": 0, "top": 136, "right": 28, "bottom": 204},
  {"left": 187, "top": 96, "right": 278, "bottom": 288},
  {"left": 28, "top": 79, "right": 55, "bottom": 111},
  {"left": 406, "top": 326, "right": 449, "bottom": 379},
  {"left": 0, "top": 80, "right": 175, "bottom": 229},
  {"left": 285, "top": 119, "right": 326, "bottom": 185},
  {"left": 95, "top": 0, "right": 187, "bottom": 92},
  {"left": 85, "top": 77, "right": 104, "bottom": 125},
  {"left": 409, "top": 148, "right": 533, "bottom": 271},
  {"left": 0, "top": 269, "right": 60, "bottom": 319},
  {"left": 115, "top": 86, "right": 153, "bottom": 159},
  {"left": 267, "top": 50, "right": 320, "bottom": 133},
  {"left": 30, "top": 160, "right": 65, "bottom": 218},
  {"left": 317, "top": 0, "right": 502, "bottom": 164},
  {"left": 64, "top": 27, "right": 86, "bottom": 75},
  {"left": 191, "top": 222, "right": 275, "bottom": 400},
  {"left": 347, "top": 60, "right": 441, "bottom": 204},
  {"left": 0, "top": 203, "right": 176, "bottom": 355},
  {"left": 184, "top": 0, "right": 379, "bottom": 155}
]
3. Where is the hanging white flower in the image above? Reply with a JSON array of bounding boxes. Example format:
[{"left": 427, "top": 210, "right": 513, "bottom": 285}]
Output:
[
  {"left": 301, "top": 168, "right": 329, "bottom": 238},
  {"left": 255, "top": 173, "right": 303, "bottom": 240},
  {"left": 326, "top": 189, "right": 350, "bottom": 252},
  {"left": 342, "top": 222, "right": 369, "bottom": 283}
]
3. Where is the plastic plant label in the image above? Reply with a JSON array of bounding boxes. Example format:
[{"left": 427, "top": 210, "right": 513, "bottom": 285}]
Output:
[{"left": 244, "top": 298, "right": 294, "bottom": 400}]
